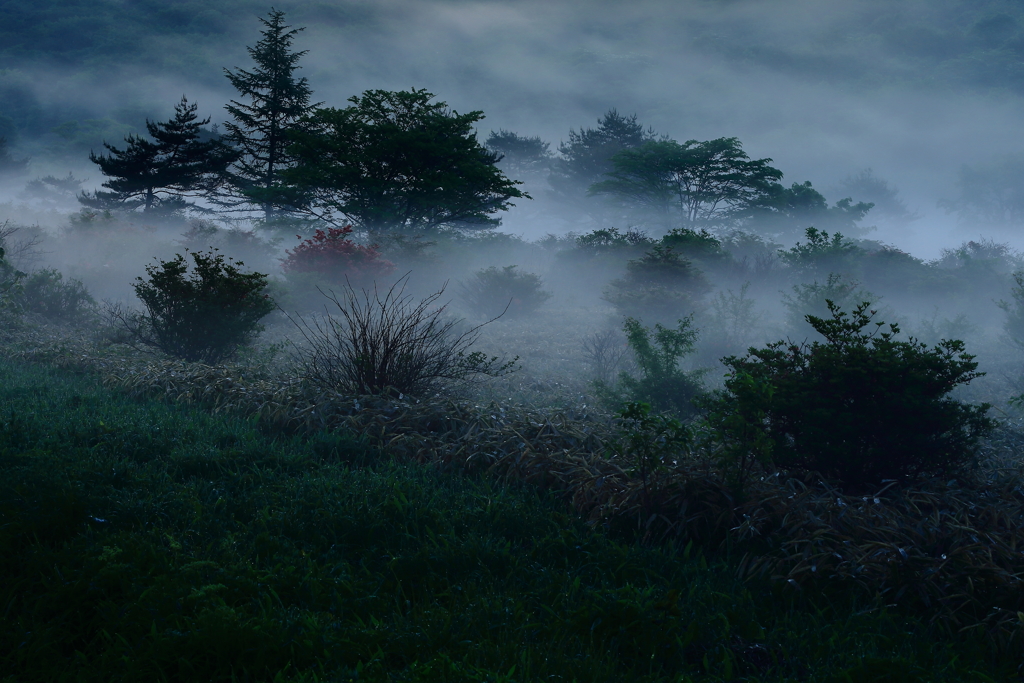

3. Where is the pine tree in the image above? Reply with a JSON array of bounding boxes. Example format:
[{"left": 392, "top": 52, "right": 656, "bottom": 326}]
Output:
[
  {"left": 222, "top": 9, "right": 317, "bottom": 222},
  {"left": 82, "top": 97, "right": 236, "bottom": 213}
]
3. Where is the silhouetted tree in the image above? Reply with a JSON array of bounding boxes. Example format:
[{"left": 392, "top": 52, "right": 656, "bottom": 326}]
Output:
[
  {"left": 222, "top": 8, "right": 317, "bottom": 221},
  {"left": 81, "top": 97, "right": 236, "bottom": 214},
  {"left": 282, "top": 88, "right": 525, "bottom": 234},
  {"left": 485, "top": 129, "right": 552, "bottom": 180},
  {"left": 549, "top": 110, "right": 656, "bottom": 217},
  {"left": 744, "top": 180, "right": 874, "bottom": 239},
  {"left": 590, "top": 137, "right": 784, "bottom": 231}
]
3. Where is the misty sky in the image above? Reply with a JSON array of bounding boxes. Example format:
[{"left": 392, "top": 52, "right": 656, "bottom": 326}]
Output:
[{"left": 7, "top": 0, "right": 1024, "bottom": 257}]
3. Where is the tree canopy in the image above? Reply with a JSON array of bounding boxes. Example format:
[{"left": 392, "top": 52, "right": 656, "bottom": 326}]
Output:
[
  {"left": 485, "top": 129, "right": 552, "bottom": 181},
  {"left": 81, "top": 96, "right": 236, "bottom": 214},
  {"left": 589, "top": 137, "right": 784, "bottom": 232},
  {"left": 222, "top": 9, "right": 318, "bottom": 221},
  {"left": 281, "top": 89, "right": 526, "bottom": 234}
]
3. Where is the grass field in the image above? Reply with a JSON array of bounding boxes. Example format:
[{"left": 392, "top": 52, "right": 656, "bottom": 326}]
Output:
[{"left": 0, "top": 357, "right": 1016, "bottom": 681}]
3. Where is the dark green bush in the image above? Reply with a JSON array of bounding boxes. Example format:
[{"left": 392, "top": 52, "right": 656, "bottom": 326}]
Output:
[
  {"left": 113, "top": 248, "right": 275, "bottom": 363},
  {"left": 596, "top": 316, "right": 705, "bottom": 417},
  {"left": 458, "top": 264, "right": 551, "bottom": 318},
  {"left": 703, "top": 301, "right": 994, "bottom": 487},
  {"left": 20, "top": 268, "right": 97, "bottom": 322}
]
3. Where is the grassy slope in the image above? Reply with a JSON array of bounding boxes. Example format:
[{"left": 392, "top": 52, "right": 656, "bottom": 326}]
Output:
[{"left": 0, "top": 357, "right": 1012, "bottom": 682}]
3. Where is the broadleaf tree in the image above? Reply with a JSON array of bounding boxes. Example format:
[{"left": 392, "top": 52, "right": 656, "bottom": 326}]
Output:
[
  {"left": 281, "top": 88, "right": 526, "bottom": 234},
  {"left": 80, "top": 96, "right": 237, "bottom": 214},
  {"left": 589, "top": 137, "right": 784, "bottom": 232},
  {"left": 222, "top": 8, "right": 317, "bottom": 222}
]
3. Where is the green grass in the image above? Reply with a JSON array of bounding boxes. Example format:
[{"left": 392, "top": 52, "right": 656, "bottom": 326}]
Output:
[{"left": 0, "top": 358, "right": 1013, "bottom": 682}]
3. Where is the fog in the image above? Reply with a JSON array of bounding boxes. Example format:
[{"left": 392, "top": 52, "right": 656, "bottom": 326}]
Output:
[{"left": 4, "top": 0, "right": 1024, "bottom": 255}]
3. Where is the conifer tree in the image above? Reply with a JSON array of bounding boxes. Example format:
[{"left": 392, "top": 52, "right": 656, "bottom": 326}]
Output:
[
  {"left": 222, "top": 9, "right": 317, "bottom": 221},
  {"left": 81, "top": 97, "right": 236, "bottom": 213}
]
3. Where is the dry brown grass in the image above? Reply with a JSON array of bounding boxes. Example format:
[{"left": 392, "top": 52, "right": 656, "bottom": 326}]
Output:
[{"left": 5, "top": 325, "right": 1024, "bottom": 651}]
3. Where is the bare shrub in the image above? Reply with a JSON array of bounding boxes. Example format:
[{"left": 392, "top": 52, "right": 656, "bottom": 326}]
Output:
[
  {"left": 290, "top": 276, "right": 516, "bottom": 397},
  {"left": 581, "top": 328, "right": 630, "bottom": 385}
]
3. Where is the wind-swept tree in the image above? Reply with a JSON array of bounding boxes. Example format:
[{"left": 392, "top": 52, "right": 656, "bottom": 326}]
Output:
[
  {"left": 282, "top": 88, "right": 525, "bottom": 234},
  {"left": 222, "top": 8, "right": 317, "bottom": 221},
  {"left": 81, "top": 97, "right": 236, "bottom": 213},
  {"left": 589, "top": 137, "right": 784, "bottom": 232}
]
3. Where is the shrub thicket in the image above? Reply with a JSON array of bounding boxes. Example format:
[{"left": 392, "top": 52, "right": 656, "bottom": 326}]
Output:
[
  {"left": 114, "top": 248, "right": 275, "bottom": 363},
  {"left": 704, "top": 301, "right": 994, "bottom": 487},
  {"left": 458, "top": 265, "right": 551, "bottom": 318},
  {"left": 20, "top": 268, "right": 97, "bottom": 322}
]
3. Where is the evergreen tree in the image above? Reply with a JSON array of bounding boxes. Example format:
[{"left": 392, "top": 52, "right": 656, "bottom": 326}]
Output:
[
  {"left": 222, "top": 9, "right": 317, "bottom": 221},
  {"left": 282, "top": 89, "right": 525, "bottom": 234},
  {"left": 484, "top": 129, "right": 552, "bottom": 180},
  {"left": 81, "top": 97, "right": 236, "bottom": 213},
  {"left": 550, "top": 110, "right": 656, "bottom": 192}
]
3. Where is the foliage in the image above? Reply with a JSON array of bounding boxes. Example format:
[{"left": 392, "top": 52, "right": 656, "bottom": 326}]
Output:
[
  {"left": 80, "top": 96, "right": 237, "bottom": 214},
  {"left": 484, "top": 129, "right": 553, "bottom": 179},
  {"left": 781, "top": 273, "right": 874, "bottom": 339},
  {"left": 290, "top": 277, "right": 516, "bottom": 397},
  {"left": 833, "top": 169, "right": 919, "bottom": 226},
  {"left": 549, "top": 109, "right": 657, "bottom": 202},
  {"left": 19, "top": 172, "right": 85, "bottom": 208},
  {"left": 589, "top": 137, "right": 784, "bottom": 231},
  {"left": 2, "top": 360, "right": 1009, "bottom": 682},
  {"left": 779, "top": 227, "right": 864, "bottom": 279},
  {"left": 706, "top": 301, "right": 994, "bottom": 487},
  {"left": 698, "top": 283, "right": 764, "bottom": 365},
  {"left": 222, "top": 9, "right": 318, "bottom": 220},
  {"left": 458, "top": 265, "right": 551, "bottom": 318},
  {"left": 660, "top": 227, "right": 729, "bottom": 262},
  {"left": 596, "top": 316, "right": 705, "bottom": 416},
  {"left": 19, "top": 268, "right": 97, "bottom": 322},
  {"left": 0, "top": 243, "right": 26, "bottom": 323},
  {"left": 114, "top": 248, "right": 274, "bottom": 363},
  {"left": 603, "top": 244, "right": 710, "bottom": 322},
  {"left": 282, "top": 88, "right": 525, "bottom": 233},
  {"left": 280, "top": 225, "right": 395, "bottom": 288},
  {"left": 581, "top": 328, "right": 631, "bottom": 385},
  {"left": 615, "top": 401, "right": 692, "bottom": 510},
  {"left": 998, "top": 269, "right": 1024, "bottom": 351},
  {"left": 743, "top": 181, "right": 874, "bottom": 239}
]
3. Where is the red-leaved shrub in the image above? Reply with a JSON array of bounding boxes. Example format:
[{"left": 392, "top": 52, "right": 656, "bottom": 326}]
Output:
[{"left": 281, "top": 226, "right": 395, "bottom": 287}]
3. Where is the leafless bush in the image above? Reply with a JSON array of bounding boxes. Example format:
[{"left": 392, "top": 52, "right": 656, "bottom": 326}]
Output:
[
  {"left": 581, "top": 328, "right": 630, "bottom": 385},
  {"left": 289, "top": 276, "right": 516, "bottom": 397}
]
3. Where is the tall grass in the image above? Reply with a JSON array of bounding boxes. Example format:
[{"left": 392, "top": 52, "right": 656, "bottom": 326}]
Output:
[{"left": 0, "top": 359, "right": 1012, "bottom": 681}]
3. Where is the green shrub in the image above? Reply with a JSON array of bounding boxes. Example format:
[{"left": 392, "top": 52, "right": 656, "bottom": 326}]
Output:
[
  {"left": 20, "top": 268, "right": 97, "bottom": 322},
  {"left": 596, "top": 316, "right": 705, "bottom": 416},
  {"left": 113, "top": 248, "right": 275, "bottom": 363},
  {"left": 779, "top": 227, "right": 864, "bottom": 280},
  {"left": 782, "top": 272, "right": 874, "bottom": 340},
  {"left": 458, "top": 264, "right": 551, "bottom": 318},
  {"left": 704, "top": 301, "right": 994, "bottom": 487}
]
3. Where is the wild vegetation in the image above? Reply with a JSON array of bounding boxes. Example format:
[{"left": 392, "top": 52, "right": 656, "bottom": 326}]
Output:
[{"left": 4, "top": 4, "right": 1024, "bottom": 681}]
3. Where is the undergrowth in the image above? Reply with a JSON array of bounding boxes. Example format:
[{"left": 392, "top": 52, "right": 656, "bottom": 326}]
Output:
[{"left": 0, "top": 358, "right": 1013, "bottom": 681}]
